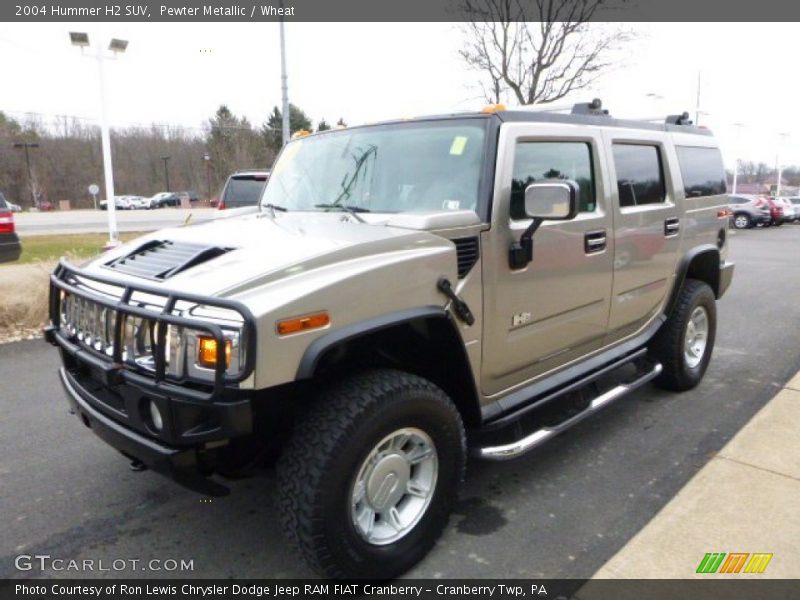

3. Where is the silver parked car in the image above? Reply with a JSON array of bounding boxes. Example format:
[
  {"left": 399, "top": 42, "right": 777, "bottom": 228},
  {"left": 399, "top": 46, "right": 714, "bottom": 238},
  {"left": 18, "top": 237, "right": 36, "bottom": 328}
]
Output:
[{"left": 728, "top": 194, "right": 771, "bottom": 228}]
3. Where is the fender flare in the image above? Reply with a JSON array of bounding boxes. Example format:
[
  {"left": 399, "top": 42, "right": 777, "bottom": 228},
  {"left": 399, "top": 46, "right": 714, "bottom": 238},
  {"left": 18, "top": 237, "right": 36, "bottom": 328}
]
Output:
[
  {"left": 665, "top": 244, "right": 720, "bottom": 316},
  {"left": 296, "top": 306, "right": 453, "bottom": 379}
]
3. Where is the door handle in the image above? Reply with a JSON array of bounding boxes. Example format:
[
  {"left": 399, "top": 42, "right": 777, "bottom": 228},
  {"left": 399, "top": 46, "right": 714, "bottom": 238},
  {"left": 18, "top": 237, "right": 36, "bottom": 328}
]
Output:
[
  {"left": 664, "top": 217, "right": 680, "bottom": 236},
  {"left": 584, "top": 230, "right": 607, "bottom": 254}
]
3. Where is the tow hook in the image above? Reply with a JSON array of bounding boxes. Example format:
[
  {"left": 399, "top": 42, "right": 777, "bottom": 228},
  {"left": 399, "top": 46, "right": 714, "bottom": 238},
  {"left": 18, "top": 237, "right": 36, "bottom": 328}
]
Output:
[{"left": 437, "top": 278, "right": 475, "bottom": 326}]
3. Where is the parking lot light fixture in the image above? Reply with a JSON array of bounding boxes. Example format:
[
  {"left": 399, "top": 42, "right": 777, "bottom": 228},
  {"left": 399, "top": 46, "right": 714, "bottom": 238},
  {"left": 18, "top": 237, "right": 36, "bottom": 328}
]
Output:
[
  {"left": 68, "top": 31, "right": 129, "bottom": 248},
  {"left": 69, "top": 32, "right": 89, "bottom": 47}
]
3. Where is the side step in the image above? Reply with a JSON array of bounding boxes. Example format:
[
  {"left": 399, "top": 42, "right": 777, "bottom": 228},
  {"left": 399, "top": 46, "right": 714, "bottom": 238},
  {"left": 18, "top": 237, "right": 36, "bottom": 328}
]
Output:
[{"left": 475, "top": 362, "right": 662, "bottom": 461}]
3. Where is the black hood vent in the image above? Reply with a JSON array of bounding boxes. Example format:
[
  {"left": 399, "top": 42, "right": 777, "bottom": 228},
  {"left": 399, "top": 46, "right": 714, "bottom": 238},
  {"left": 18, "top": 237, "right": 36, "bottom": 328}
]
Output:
[
  {"left": 453, "top": 236, "right": 480, "bottom": 278},
  {"left": 105, "top": 240, "right": 233, "bottom": 280}
]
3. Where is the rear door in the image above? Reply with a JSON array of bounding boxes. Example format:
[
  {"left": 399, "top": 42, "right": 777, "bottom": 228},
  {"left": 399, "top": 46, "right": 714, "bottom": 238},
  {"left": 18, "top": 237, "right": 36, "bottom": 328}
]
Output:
[{"left": 603, "top": 129, "right": 682, "bottom": 342}]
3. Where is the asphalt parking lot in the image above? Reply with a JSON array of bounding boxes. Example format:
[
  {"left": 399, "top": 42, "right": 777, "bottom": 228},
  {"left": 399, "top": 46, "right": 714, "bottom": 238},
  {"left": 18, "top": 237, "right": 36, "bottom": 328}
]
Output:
[{"left": 1, "top": 225, "right": 799, "bottom": 580}]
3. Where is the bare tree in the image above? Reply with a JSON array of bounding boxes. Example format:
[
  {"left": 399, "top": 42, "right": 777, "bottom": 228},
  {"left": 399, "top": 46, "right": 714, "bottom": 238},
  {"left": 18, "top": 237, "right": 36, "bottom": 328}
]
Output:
[{"left": 459, "top": 0, "right": 631, "bottom": 105}]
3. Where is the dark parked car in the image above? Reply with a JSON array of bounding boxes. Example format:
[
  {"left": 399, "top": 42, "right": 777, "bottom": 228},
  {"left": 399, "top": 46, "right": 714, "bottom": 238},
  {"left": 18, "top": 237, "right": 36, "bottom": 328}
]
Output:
[
  {"left": 0, "top": 193, "right": 22, "bottom": 263},
  {"left": 727, "top": 194, "right": 771, "bottom": 229},
  {"left": 217, "top": 171, "right": 270, "bottom": 210}
]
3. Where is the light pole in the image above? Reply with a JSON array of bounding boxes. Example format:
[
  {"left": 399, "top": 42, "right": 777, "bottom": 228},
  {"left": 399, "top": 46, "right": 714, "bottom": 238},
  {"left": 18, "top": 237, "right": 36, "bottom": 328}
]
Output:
[
  {"left": 161, "top": 156, "right": 171, "bottom": 192},
  {"left": 203, "top": 153, "right": 211, "bottom": 201},
  {"left": 695, "top": 71, "right": 702, "bottom": 125},
  {"left": 12, "top": 141, "right": 39, "bottom": 209},
  {"left": 279, "top": 5, "right": 290, "bottom": 146},
  {"left": 731, "top": 123, "right": 744, "bottom": 195},
  {"left": 69, "top": 32, "right": 128, "bottom": 247},
  {"left": 775, "top": 132, "right": 789, "bottom": 198}
]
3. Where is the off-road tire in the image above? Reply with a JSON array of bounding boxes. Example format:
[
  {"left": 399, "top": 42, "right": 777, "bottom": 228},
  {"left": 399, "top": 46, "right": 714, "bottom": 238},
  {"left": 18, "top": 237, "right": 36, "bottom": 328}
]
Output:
[
  {"left": 276, "top": 369, "right": 466, "bottom": 579},
  {"left": 650, "top": 278, "right": 716, "bottom": 391}
]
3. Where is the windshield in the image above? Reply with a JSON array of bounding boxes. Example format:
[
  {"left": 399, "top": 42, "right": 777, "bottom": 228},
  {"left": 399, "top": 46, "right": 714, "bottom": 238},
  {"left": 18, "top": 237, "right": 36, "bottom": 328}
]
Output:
[
  {"left": 262, "top": 119, "right": 488, "bottom": 214},
  {"left": 224, "top": 177, "right": 268, "bottom": 208}
]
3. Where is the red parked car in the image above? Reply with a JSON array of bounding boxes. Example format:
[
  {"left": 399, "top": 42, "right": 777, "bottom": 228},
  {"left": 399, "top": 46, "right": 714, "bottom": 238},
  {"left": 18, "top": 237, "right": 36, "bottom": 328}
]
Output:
[{"left": 0, "top": 193, "right": 22, "bottom": 263}]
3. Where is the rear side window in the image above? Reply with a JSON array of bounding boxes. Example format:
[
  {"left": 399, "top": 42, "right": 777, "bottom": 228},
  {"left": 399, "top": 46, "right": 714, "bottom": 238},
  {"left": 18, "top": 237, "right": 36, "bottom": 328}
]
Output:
[
  {"left": 612, "top": 144, "right": 666, "bottom": 207},
  {"left": 223, "top": 176, "right": 268, "bottom": 208},
  {"left": 676, "top": 146, "right": 726, "bottom": 197},
  {"left": 510, "top": 141, "right": 596, "bottom": 219}
]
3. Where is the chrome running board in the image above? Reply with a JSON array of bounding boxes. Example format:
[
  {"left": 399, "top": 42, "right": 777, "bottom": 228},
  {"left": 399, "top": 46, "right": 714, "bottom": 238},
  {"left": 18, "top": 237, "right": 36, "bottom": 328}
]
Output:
[{"left": 476, "top": 362, "right": 662, "bottom": 461}]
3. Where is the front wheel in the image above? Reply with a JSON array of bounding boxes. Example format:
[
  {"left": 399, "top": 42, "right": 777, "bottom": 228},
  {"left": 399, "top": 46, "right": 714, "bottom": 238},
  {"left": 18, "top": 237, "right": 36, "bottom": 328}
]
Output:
[
  {"left": 276, "top": 369, "right": 466, "bottom": 579},
  {"left": 650, "top": 279, "right": 717, "bottom": 391}
]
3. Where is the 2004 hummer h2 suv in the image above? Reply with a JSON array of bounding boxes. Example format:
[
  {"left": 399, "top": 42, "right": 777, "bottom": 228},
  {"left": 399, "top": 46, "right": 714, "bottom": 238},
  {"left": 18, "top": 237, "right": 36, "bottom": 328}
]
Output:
[{"left": 47, "top": 100, "right": 734, "bottom": 579}]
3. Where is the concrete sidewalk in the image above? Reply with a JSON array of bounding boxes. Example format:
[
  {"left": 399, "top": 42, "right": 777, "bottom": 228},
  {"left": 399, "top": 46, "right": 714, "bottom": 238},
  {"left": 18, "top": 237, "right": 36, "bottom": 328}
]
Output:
[{"left": 582, "top": 370, "right": 800, "bottom": 583}]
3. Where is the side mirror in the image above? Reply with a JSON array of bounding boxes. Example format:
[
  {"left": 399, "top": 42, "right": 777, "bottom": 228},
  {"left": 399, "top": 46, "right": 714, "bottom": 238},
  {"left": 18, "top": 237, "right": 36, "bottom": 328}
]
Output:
[
  {"left": 509, "top": 180, "right": 580, "bottom": 270},
  {"left": 523, "top": 180, "right": 579, "bottom": 221}
]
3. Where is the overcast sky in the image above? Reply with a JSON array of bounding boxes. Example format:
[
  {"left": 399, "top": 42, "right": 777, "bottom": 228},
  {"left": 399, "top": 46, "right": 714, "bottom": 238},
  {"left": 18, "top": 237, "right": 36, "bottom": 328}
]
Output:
[{"left": 0, "top": 22, "right": 797, "bottom": 167}]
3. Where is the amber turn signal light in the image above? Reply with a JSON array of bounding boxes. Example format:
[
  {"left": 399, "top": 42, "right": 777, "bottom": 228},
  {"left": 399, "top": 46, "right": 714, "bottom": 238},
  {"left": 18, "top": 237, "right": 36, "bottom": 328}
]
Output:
[
  {"left": 198, "top": 336, "right": 232, "bottom": 368},
  {"left": 276, "top": 312, "right": 330, "bottom": 336}
]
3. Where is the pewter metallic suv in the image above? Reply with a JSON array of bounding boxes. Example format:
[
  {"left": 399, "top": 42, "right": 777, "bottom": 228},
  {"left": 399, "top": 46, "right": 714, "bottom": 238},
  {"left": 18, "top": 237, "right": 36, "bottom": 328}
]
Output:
[{"left": 46, "top": 101, "right": 734, "bottom": 579}]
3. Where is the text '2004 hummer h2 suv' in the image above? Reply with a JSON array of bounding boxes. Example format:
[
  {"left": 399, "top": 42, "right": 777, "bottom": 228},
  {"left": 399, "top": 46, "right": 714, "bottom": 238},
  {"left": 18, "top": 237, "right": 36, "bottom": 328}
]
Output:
[{"left": 46, "top": 100, "right": 734, "bottom": 579}]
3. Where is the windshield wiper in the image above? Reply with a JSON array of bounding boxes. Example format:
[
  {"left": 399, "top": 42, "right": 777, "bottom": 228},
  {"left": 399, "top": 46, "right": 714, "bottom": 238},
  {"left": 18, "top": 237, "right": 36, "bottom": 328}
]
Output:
[
  {"left": 261, "top": 203, "right": 288, "bottom": 218},
  {"left": 314, "top": 203, "right": 369, "bottom": 223}
]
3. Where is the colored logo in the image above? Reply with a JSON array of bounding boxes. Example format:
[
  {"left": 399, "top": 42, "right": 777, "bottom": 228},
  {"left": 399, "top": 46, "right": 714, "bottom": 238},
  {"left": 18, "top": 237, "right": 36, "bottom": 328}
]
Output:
[{"left": 696, "top": 552, "right": 773, "bottom": 574}]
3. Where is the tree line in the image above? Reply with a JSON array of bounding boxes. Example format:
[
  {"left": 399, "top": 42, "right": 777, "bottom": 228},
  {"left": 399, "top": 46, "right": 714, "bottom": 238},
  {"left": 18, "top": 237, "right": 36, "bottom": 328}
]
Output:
[{"left": 0, "top": 105, "right": 341, "bottom": 210}]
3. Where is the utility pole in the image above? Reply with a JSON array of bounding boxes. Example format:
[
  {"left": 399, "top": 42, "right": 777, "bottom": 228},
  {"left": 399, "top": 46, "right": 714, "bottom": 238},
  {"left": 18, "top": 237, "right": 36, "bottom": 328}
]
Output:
[
  {"left": 161, "top": 156, "right": 171, "bottom": 192},
  {"left": 12, "top": 141, "right": 39, "bottom": 209},
  {"left": 279, "top": 4, "right": 290, "bottom": 147}
]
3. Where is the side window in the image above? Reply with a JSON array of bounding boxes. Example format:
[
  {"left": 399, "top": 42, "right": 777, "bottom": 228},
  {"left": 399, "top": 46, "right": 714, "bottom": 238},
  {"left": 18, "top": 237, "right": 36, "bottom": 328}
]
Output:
[
  {"left": 510, "top": 141, "right": 596, "bottom": 219},
  {"left": 676, "top": 146, "right": 727, "bottom": 198},
  {"left": 612, "top": 144, "right": 666, "bottom": 207}
]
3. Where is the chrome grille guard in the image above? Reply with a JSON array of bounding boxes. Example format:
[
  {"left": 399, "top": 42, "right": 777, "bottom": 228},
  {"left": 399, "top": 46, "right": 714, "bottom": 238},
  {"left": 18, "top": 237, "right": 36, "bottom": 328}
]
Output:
[{"left": 47, "top": 259, "right": 257, "bottom": 402}]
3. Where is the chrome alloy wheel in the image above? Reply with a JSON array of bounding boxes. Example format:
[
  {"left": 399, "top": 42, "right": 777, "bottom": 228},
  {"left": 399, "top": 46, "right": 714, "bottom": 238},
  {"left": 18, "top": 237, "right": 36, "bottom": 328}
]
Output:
[
  {"left": 733, "top": 215, "right": 749, "bottom": 229},
  {"left": 350, "top": 427, "right": 438, "bottom": 546},
  {"left": 684, "top": 306, "right": 709, "bottom": 369}
]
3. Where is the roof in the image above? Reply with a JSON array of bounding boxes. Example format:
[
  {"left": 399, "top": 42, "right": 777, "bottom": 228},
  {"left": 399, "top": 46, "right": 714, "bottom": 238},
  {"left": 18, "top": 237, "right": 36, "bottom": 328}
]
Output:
[{"left": 301, "top": 100, "right": 712, "bottom": 139}]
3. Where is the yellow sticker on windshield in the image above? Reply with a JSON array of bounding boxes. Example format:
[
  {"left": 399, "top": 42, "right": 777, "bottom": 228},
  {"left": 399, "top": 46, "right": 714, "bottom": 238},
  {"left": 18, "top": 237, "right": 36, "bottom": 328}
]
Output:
[
  {"left": 449, "top": 136, "right": 468, "bottom": 156},
  {"left": 272, "top": 139, "right": 303, "bottom": 175}
]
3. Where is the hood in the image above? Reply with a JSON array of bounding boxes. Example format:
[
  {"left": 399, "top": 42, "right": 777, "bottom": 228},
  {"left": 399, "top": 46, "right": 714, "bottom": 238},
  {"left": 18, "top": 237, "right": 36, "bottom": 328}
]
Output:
[{"left": 84, "top": 211, "right": 453, "bottom": 297}]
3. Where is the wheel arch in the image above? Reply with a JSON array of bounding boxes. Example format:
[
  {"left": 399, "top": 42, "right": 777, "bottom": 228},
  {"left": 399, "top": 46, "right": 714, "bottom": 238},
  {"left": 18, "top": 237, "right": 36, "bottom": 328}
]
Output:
[
  {"left": 295, "top": 307, "right": 482, "bottom": 428},
  {"left": 666, "top": 245, "right": 721, "bottom": 316}
]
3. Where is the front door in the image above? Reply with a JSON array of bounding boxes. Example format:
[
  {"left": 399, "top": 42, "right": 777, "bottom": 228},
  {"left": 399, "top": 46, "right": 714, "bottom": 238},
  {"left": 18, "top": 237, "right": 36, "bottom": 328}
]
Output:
[{"left": 481, "top": 123, "right": 614, "bottom": 397}]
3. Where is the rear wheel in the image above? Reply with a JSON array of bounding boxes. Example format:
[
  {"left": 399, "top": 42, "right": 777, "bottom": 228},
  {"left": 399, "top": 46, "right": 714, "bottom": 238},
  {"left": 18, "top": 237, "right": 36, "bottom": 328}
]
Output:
[
  {"left": 650, "top": 279, "right": 716, "bottom": 391},
  {"left": 732, "top": 213, "right": 751, "bottom": 229},
  {"left": 276, "top": 369, "right": 466, "bottom": 579}
]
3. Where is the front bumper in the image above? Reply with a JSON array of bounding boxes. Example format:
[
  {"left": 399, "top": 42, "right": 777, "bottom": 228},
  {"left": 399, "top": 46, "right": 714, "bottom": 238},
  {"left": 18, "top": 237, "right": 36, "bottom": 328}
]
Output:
[{"left": 56, "top": 362, "right": 248, "bottom": 496}]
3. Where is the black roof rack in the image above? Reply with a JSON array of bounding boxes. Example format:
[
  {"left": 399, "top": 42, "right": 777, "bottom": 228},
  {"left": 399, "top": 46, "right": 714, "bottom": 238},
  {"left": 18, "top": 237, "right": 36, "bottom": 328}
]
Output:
[
  {"left": 571, "top": 98, "right": 609, "bottom": 116},
  {"left": 665, "top": 112, "right": 693, "bottom": 126}
]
